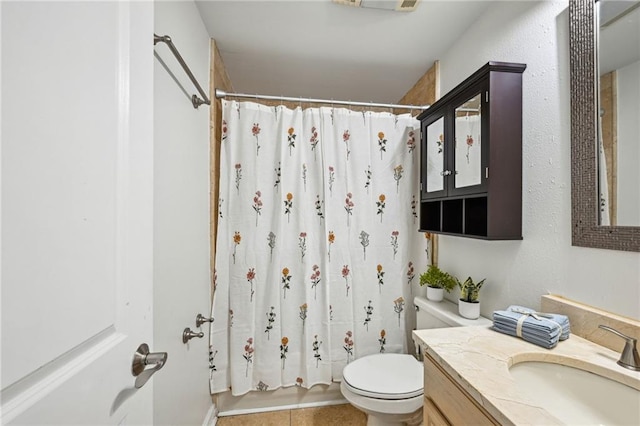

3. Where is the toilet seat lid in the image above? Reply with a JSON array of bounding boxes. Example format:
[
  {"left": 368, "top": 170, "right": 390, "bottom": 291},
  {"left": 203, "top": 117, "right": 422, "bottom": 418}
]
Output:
[{"left": 342, "top": 353, "right": 423, "bottom": 399}]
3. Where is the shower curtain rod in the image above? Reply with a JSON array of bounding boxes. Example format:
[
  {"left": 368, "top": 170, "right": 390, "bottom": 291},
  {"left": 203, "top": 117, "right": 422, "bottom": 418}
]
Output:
[
  {"left": 215, "top": 88, "right": 430, "bottom": 111},
  {"left": 154, "top": 34, "right": 211, "bottom": 109}
]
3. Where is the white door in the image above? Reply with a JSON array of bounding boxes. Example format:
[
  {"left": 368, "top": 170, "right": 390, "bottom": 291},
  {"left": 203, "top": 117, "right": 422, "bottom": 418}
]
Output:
[{"left": 1, "top": 2, "right": 156, "bottom": 424}]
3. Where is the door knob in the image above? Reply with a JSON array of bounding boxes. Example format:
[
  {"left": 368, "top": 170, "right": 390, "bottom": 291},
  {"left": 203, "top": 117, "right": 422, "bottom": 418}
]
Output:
[
  {"left": 182, "top": 327, "right": 204, "bottom": 344},
  {"left": 132, "top": 343, "right": 167, "bottom": 389},
  {"left": 196, "top": 313, "right": 214, "bottom": 327}
]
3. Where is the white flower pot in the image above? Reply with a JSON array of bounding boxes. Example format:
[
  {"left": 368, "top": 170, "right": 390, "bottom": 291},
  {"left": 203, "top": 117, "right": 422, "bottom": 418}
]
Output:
[
  {"left": 458, "top": 299, "right": 480, "bottom": 319},
  {"left": 426, "top": 286, "right": 444, "bottom": 302}
]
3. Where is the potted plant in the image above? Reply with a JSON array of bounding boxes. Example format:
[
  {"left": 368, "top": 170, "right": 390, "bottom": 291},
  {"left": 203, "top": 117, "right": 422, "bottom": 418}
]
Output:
[
  {"left": 457, "top": 276, "right": 486, "bottom": 319},
  {"left": 419, "top": 265, "right": 457, "bottom": 302}
]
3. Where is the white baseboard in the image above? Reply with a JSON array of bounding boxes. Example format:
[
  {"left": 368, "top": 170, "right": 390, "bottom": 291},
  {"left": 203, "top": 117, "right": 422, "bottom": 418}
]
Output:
[
  {"left": 218, "top": 398, "right": 348, "bottom": 417},
  {"left": 202, "top": 402, "right": 218, "bottom": 426}
]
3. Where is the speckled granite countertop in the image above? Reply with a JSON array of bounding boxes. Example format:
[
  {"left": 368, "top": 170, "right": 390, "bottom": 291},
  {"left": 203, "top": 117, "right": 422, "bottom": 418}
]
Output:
[{"left": 413, "top": 326, "right": 640, "bottom": 425}]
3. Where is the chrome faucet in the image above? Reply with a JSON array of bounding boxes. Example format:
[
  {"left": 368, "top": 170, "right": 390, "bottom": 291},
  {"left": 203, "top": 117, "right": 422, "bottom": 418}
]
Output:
[{"left": 598, "top": 325, "right": 640, "bottom": 371}]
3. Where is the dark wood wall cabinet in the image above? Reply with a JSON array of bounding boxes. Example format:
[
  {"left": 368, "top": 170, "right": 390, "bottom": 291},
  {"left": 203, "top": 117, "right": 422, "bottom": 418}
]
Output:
[{"left": 418, "top": 62, "right": 526, "bottom": 240}]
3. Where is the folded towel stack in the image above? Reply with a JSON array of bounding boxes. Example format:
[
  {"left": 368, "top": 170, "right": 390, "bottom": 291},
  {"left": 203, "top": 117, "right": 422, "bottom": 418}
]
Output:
[{"left": 492, "top": 305, "right": 571, "bottom": 349}]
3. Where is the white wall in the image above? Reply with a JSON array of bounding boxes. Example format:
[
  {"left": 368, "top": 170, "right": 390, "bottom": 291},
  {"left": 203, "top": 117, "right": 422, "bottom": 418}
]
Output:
[
  {"left": 616, "top": 60, "right": 640, "bottom": 226},
  {"left": 153, "top": 1, "right": 213, "bottom": 424},
  {"left": 436, "top": 1, "right": 640, "bottom": 319}
]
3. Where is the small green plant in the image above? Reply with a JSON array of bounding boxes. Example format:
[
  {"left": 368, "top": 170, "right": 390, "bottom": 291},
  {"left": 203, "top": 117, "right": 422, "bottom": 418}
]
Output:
[
  {"left": 457, "top": 276, "right": 486, "bottom": 303},
  {"left": 419, "top": 265, "right": 457, "bottom": 292}
]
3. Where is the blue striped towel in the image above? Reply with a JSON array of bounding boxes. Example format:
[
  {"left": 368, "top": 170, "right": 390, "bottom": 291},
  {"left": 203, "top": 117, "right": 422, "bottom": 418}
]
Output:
[{"left": 491, "top": 305, "right": 571, "bottom": 349}]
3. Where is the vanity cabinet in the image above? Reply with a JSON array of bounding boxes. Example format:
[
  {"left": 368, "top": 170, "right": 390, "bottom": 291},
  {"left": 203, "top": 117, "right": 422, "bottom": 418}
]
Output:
[
  {"left": 418, "top": 62, "right": 526, "bottom": 239},
  {"left": 423, "top": 353, "right": 499, "bottom": 426}
]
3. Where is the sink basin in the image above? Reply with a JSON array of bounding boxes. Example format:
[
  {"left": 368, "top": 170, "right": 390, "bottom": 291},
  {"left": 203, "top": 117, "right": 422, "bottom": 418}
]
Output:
[{"left": 509, "top": 361, "right": 640, "bottom": 425}]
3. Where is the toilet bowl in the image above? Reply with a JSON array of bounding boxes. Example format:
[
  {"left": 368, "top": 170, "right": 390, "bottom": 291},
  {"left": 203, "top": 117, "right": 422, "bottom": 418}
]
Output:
[
  {"left": 340, "top": 297, "right": 492, "bottom": 425},
  {"left": 341, "top": 353, "right": 423, "bottom": 426}
]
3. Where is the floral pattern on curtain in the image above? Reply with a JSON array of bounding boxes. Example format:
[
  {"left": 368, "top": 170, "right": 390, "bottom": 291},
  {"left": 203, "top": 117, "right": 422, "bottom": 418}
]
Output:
[{"left": 210, "top": 100, "right": 430, "bottom": 396}]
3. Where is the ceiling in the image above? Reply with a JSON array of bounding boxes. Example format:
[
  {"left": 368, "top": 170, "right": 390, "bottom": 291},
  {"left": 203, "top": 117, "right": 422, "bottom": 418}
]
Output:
[
  {"left": 599, "top": 1, "right": 640, "bottom": 75},
  {"left": 195, "top": 0, "right": 494, "bottom": 104}
]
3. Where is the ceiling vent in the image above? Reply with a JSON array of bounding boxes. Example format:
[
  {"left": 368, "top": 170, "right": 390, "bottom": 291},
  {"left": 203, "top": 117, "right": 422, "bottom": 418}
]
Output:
[{"left": 333, "top": 0, "right": 421, "bottom": 12}]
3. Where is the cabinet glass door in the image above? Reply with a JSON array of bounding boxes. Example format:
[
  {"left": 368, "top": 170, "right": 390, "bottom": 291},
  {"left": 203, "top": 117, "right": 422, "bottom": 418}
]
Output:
[
  {"left": 425, "top": 116, "right": 445, "bottom": 194},
  {"left": 454, "top": 93, "right": 482, "bottom": 189}
]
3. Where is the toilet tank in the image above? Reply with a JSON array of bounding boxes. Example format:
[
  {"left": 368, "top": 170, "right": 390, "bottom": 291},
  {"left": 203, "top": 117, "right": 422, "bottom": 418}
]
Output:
[{"left": 414, "top": 296, "right": 492, "bottom": 329}]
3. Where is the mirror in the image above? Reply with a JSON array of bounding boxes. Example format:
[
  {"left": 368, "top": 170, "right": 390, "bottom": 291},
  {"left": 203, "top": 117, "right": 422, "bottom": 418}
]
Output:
[
  {"left": 454, "top": 93, "right": 482, "bottom": 189},
  {"left": 425, "top": 116, "right": 445, "bottom": 193},
  {"left": 597, "top": 0, "right": 640, "bottom": 226},
  {"left": 570, "top": 0, "right": 639, "bottom": 251}
]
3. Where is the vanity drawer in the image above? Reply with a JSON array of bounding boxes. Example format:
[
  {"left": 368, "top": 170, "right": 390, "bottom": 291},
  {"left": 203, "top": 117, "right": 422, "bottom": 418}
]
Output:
[
  {"left": 425, "top": 397, "right": 450, "bottom": 426},
  {"left": 424, "top": 353, "right": 498, "bottom": 425}
]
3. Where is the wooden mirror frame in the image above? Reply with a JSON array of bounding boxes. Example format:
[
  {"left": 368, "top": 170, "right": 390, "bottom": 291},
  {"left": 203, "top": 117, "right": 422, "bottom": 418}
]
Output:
[{"left": 570, "top": 0, "right": 639, "bottom": 251}]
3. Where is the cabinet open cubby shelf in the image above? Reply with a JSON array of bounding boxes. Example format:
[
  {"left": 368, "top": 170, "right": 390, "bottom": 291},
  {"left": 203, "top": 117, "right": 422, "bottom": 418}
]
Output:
[{"left": 421, "top": 196, "right": 489, "bottom": 238}]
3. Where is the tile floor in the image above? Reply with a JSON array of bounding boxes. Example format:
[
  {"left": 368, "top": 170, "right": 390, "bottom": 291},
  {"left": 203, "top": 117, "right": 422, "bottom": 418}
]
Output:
[{"left": 216, "top": 403, "right": 366, "bottom": 426}]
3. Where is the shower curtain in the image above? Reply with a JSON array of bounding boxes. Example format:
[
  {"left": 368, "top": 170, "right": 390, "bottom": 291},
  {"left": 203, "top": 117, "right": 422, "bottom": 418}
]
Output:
[
  {"left": 209, "top": 100, "right": 431, "bottom": 396},
  {"left": 598, "top": 117, "right": 610, "bottom": 225}
]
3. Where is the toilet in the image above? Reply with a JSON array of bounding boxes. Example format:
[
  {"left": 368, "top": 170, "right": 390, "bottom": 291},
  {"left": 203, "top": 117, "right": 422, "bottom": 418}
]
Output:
[{"left": 340, "top": 296, "right": 492, "bottom": 426}]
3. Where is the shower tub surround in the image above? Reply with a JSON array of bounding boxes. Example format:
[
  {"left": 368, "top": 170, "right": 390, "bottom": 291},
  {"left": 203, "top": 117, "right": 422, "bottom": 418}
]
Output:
[{"left": 413, "top": 297, "right": 640, "bottom": 425}]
